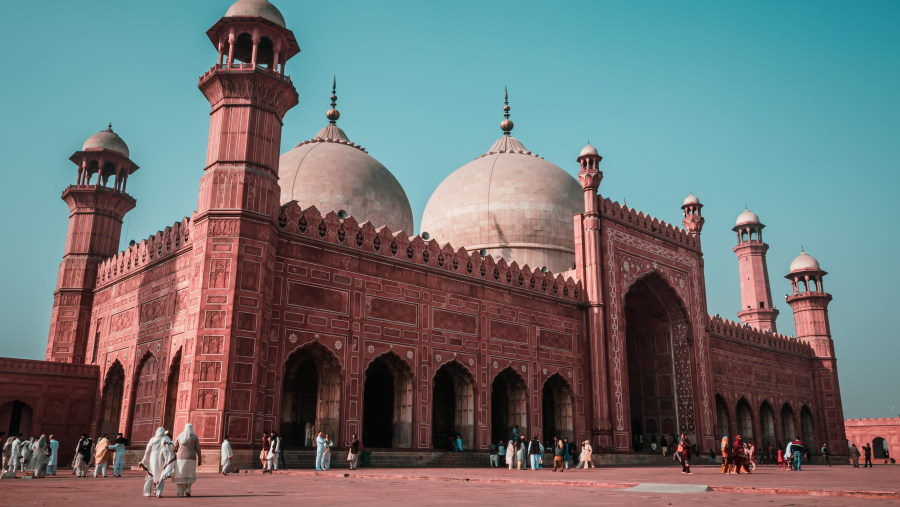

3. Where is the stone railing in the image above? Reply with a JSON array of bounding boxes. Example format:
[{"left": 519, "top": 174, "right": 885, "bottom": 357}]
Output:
[
  {"left": 709, "top": 315, "right": 812, "bottom": 355},
  {"left": 98, "top": 216, "right": 192, "bottom": 285}
]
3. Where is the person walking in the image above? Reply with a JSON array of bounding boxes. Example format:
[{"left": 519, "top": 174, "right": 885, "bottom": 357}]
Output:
[
  {"left": 497, "top": 439, "right": 506, "bottom": 468},
  {"left": 720, "top": 437, "right": 731, "bottom": 474},
  {"left": 563, "top": 437, "right": 571, "bottom": 469},
  {"left": 552, "top": 439, "right": 565, "bottom": 472},
  {"left": 577, "top": 440, "right": 594, "bottom": 468},
  {"left": 489, "top": 441, "right": 499, "bottom": 467},
  {"left": 518, "top": 435, "right": 528, "bottom": 469},
  {"left": 47, "top": 435, "right": 60, "bottom": 476},
  {"left": 321, "top": 433, "right": 334, "bottom": 470},
  {"left": 528, "top": 436, "right": 542, "bottom": 471},
  {"left": 221, "top": 435, "right": 233, "bottom": 475},
  {"left": 0, "top": 432, "right": 8, "bottom": 471},
  {"left": 821, "top": 442, "right": 831, "bottom": 467},
  {"left": 266, "top": 432, "right": 280, "bottom": 471},
  {"left": 173, "top": 423, "right": 201, "bottom": 498},
  {"left": 29, "top": 434, "right": 49, "bottom": 477},
  {"left": 660, "top": 435, "right": 668, "bottom": 457},
  {"left": 93, "top": 434, "right": 111, "bottom": 477},
  {"left": 6, "top": 434, "right": 22, "bottom": 475},
  {"left": 111, "top": 433, "right": 128, "bottom": 477},
  {"left": 863, "top": 443, "right": 873, "bottom": 468},
  {"left": 348, "top": 434, "right": 361, "bottom": 470},
  {"left": 315, "top": 431, "right": 326, "bottom": 471},
  {"left": 260, "top": 431, "right": 270, "bottom": 471},
  {"left": 140, "top": 427, "right": 173, "bottom": 498},
  {"left": 678, "top": 434, "right": 692, "bottom": 474},
  {"left": 849, "top": 443, "right": 860, "bottom": 467},
  {"left": 732, "top": 435, "right": 747, "bottom": 474},
  {"left": 74, "top": 433, "right": 93, "bottom": 477}
]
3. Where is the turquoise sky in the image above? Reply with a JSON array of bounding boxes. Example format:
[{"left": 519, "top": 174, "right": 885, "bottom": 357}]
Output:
[{"left": 0, "top": 1, "right": 897, "bottom": 419}]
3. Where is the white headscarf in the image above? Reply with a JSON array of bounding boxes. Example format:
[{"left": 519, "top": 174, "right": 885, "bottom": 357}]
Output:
[{"left": 178, "top": 424, "right": 195, "bottom": 445}]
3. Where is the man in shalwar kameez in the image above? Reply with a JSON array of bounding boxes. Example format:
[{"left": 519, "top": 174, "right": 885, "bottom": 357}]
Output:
[
  {"left": 315, "top": 431, "right": 326, "bottom": 471},
  {"left": 73, "top": 434, "right": 93, "bottom": 477},
  {"left": 141, "top": 427, "right": 173, "bottom": 498},
  {"left": 6, "top": 434, "right": 22, "bottom": 474},
  {"left": 173, "top": 424, "right": 202, "bottom": 497},
  {"left": 48, "top": 435, "right": 60, "bottom": 475},
  {"left": 221, "top": 435, "right": 233, "bottom": 475},
  {"left": 93, "top": 434, "right": 111, "bottom": 477}
]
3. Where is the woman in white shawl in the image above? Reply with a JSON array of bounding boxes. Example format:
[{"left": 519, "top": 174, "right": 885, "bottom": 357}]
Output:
[
  {"left": 577, "top": 440, "right": 594, "bottom": 469},
  {"left": 505, "top": 440, "right": 515, "bottom": 469},
  {"left": 173, "top": 424, "right": 202, "bottom": 497},
  {"left": 141, "top": 427, "right": 173, "bottom": 498},
  {"left": 29, "top": 435, "right": 49, "bottom": 477}
]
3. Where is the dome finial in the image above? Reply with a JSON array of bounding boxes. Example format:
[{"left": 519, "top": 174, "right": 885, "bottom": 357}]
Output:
[
  {"left": 500, "top": 86, "right": 514, "bottom": 136},
  {"left": 106, "top": 122, "right": 114, "bottom": 132},
  {"left": 326, "top": 76, "right": 340, "bottom": 125}
]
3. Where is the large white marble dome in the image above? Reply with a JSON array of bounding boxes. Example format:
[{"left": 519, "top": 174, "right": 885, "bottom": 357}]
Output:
[
  {"left": 279, "top": 120, "right": 414, "bottom": 234},
  {"left": 421, "top": 119, "right": 582, "bottom": 274}
]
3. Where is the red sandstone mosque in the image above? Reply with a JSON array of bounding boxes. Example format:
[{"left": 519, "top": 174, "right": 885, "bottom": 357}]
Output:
[{"left": 1, "top": 0, "right": 860, "bottom": 465}]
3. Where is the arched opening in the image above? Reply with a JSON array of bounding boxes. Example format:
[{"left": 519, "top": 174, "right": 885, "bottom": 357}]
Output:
[
  {"left": 130, "top": 353, "right": 160, "bottom": 444},
  {"left": 800, "top": 406, "right": 816, "bottom": 449},
  {"left": 431, "top": 361, "right": 475, "bottom": 450},
  {"left": 257, "top": 36, "right": 275, "bottom": 68},
  {"left": 232, "top": 32, "right": 254, "bottom": 64},
  {"left": 99, "top": 361, "right": 125, "bottom": 438},
  {"left": 873, "top": 437, "right": 888, "bottom": 459},
  {"left": 741, "top": 231, "right": 748, "bottom": 242},
  {"left": 749, "top": 229, "right": 757, "bottom": 241},
  {"left": 0, "top": 400, "right": 33, "bottom": 436},
  {"left": 541, "top": 374, "right": 574, "bottom": 443},
  {"left": 163, "top": 350, "right": 181, "bottom": 434},
  {"left": 624, "top": 273, "right": 696, "bottom": 449},
  {"left": 281, "top": 343, "right": 342, "bottom": 448},
  {"left": 781, "top": 403, "right": 796, "bottom": 443},
  {"left": 760, "top": 402, "right": 776, "bottom": 446},
  {"left": 715, "top": 394, "right": 730, "bottom": 439},
  {"left": 362, "top": 353, "right": 412, "bottom": 448},
  {"left": 736, "top": 398, "right": 754, "bottom": 441},
  {"left": 491, "top": 367, "right": 527, "bottom": 444}
]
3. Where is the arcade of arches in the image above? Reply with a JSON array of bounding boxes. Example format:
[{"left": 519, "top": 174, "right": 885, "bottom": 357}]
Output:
[{"left": 714, "top": 396, "right": 820, "bottom": 448}]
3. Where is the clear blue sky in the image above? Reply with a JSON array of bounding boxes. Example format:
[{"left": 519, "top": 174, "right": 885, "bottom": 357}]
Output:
[{"left": 0, "top": 0, "right": 897, "bottom": 419}]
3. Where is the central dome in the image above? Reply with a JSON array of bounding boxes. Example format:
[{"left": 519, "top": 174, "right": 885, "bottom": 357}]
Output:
[{"left": 421, "top": 131, "right": 581, "bottom": 273}]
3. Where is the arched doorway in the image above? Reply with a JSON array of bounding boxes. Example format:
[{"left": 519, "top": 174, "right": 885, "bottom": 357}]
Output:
[
  {"left": 432, "top": 361, "right": 475, "bottom": 450},
  {"left": 781, "top": 403, "right": 796, "bottom": 444},
  {"left": 281, "top": 343, "right": 342, "bottom": 447},
  {"left": 760, "top": 402, "right": 776, "bottom": 446},
  {"left": 491, "top": 367, "right": 527, "bottom": 443},
  {"left": 541, "top": 374, "right": 574, "bottom": 443},
  {"left": 99, "top": 361, "right": 125, "bottom": 437},
  {"left": 362, "top": 352, "right": 412, "bottom": 448},
  {"left": 624, "top": 273, "right": 696, "bottom": 448},
  {"left": 873, "top": 437, "right": 888, "bottom": 459},
  {"left": 800, "top": 406, "right": 816, "bottom": 449},
  {"left": 0, "top": 400, "right": 33, "bottom": 436},
  {"left": 163, "top": 350, "right": 181, "bottom": 434},
  {"left": 130, "top": 353, "right": 160, "bottom": 444},
  {"left": 715, "top": 394, "right": 730, "bottom": 439},
  {"left": 736, "top": 398, "right": 754, "bottom": 441}
]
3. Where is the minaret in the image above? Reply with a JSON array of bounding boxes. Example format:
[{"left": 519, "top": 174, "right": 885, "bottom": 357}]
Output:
[
  {"left": 183, "top": 0, "right": 300, "bottom": 444},
  {"left": 574, "top": 142, "right": 612, "bottom": 449},
  {"left": 785, "top": 249, "right": 833, "bottom": 356},
  {"left": 732, "top": 208, "right": 779, "bottom": 331},
  {"left": 681, "top": 193, "right": 704, "bottom": 237},
  {"left": 785, "top": 249, "right": 847, "bottom": 455},
  {"left": 47, "top": 125, "right": 139, "bottom": 363}
]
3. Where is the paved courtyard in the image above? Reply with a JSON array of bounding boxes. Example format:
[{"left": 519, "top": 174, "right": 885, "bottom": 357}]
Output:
[{"left": 1, "top": 464, "right": 898, "bottom": 505}]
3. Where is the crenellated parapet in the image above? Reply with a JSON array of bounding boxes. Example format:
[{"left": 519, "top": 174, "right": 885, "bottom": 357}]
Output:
[
  {"left": 844, "top": 417, "right": 900, "bottom": 426},
  {"left": 708, "top": 315, "right": 813, "bottom": 356},
  {"left": 97, "top": 216, "right": 192, "bottom": 285},
  {"left": 599, "top": 196, "right": 700, "bottom": 250},
  {"left": 278, "top": 201, "right": 584, "bottom": 302}
]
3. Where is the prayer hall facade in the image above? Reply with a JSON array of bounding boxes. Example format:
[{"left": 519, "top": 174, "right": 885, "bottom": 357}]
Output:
[{"left": 1, "top": 0, "right": 848, "bottom": 465}]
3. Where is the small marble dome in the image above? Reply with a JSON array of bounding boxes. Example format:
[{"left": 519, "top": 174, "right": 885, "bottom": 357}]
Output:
[
  {"left": 683, "top": 193, "right": 700, "bottom": 206},
  {"left": 579, "top": 143, "right": 599, "bottom": 157},
  {"left": 225, "top": 0, "right": 286, "bottom": 27},
  {"left": 279, "top": 87, "right": 413, "bottom": 233},
  {"left": 735, "top": 208, "right": 760, "bottom": 227},
  {"left": 421, "top": 97, "right": 581, "bottom": 273},
  {"left": 82, "top": 125, "right": 129, "bottom": 158},
  {"left": 790, "top": 249, "right": 821, "bottom": 272}
]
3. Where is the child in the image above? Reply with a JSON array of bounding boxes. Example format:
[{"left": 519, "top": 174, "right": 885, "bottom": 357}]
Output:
[{"left": 777, "top": 449, "right": 787, "bottom": 471}]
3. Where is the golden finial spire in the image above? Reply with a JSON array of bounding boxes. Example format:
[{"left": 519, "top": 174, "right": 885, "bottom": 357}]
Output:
[
  {"left": 500, "top": 86, "right": 514, "bottom": 136},
  {"left": 326, "top": 76, "right": 340, "bottom": 125}
]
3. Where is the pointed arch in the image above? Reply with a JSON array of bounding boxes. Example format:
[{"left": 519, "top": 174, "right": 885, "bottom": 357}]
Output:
[
  {"left": 130, "top": 351, "right": 160, "bottom": 444},
  {"left": 800, "top": 406, "right": 816, "bottom": 450},
  {"left": 715, "top": 394, "right": 730, "bottom": 439},
  {"left": 491, "top": 367, "right": 528, "bottom": 444},
  {"left": 281, "top": 341, "right": 343, "bottom": 447},
  {"left": 432, "top": 360, "right": 475, "bottom": 450},
  {"left": 362, "top": 351, "right": 413, "bottom": 448},
  {"left": 541, "top": 373, "right": 574, "bottom": 442},
  {"left": 99, "top": 360, "right": 126, "bottom": 438},
  {"left": 759, "top": 401, "right": 776, "bottom": 446},
  {"left": 736, "top": 397, "right": 754, "bottom": 441},
  {"left": 781, "top": 403, "right": 796, "bottom": 444},
  {"left": 163, "top": 348, "right": 182, "bottom": 434}
]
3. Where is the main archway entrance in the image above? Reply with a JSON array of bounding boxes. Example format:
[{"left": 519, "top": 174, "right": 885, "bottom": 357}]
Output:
[
  {"left": 491, "top": 368, "right": 527, "bottom": 444},
  {"left": 541, "top": 374, "right": 574, "bottom": 443},
  {"left": 99, "top": 361, "right": 125, "bottom": 437},
  {"left": 281, "top": 343, "right": 342, "bottom": 448},
  {"left": 431, "top": 361, "right": 475, "bottom": 450},
  {"left": 362, "top": 352, "right": 412, "bottom": 448},
  {"left": 0, "top": 400, "right": 33, "bottom": 437},
  {"left": 624, "top": 273, "right": 696, "bottom": 448}
]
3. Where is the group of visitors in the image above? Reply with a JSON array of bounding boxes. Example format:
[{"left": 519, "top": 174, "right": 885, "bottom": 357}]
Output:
[
  {"left": 497, "top": 432, "right": 594, "bottom": 470},
  {"left": 2, "top": 432, "right": 59, "bottom": 477},
  {"left": 72, "top": 433, "right": 130, "bottom": 478},
  {"left": 848, "top": 442, "right": 875, "bottom": 468},
  {"left": 259, "top": 431, "right": 285, "bottom": 472},
  {"left": 140, "top": 424, "right": 202, "bottom": 498},
  {"left": 719, "top": 435, "right": 757, "bottom": 474}
]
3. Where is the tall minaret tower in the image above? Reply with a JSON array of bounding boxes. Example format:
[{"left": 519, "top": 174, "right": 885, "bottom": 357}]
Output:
[
  {"left": 182, "top": 0, "right": 300, "bottom": 443},
  {"left": 47, "top": 126, "right": 139, "bottom": 363},
  {"left": 574, "top": 143, "right": 613, "bottom": 449},
  {"left": 785, "top": 249, "right": 847, "bottom": 455},
  {"left": 732, "top": 208, "right": 779, "bottom": 331}
]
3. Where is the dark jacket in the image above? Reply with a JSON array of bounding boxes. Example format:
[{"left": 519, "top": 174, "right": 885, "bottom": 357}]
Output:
[{"left": 350, "top": 437, "right": 360, "bottom": 454}]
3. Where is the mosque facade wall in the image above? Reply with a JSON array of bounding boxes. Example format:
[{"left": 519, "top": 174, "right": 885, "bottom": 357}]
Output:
[{"left": 844, "top": 418, "right": 900, "bottom": 463}]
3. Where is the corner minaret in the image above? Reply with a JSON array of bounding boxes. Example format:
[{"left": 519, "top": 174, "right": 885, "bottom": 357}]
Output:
[
  {"left": 732, "top": 208, "right": 779, "bottom": 331},
  {"left": 47, "top": 125, "right": 139, "bottom": 363},
  {"left": 681, "top": 193, "right": 704, "bottom": 237},
  {"left": 574, "top": 142, "right": 612, "bottom": 449},
  {"left": 785, "top": 249, "right": 833, "bottom": 356}
]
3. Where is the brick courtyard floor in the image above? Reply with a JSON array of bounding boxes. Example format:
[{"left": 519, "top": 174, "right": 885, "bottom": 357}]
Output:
[{"left": 2, "top": 463, "right": 898, "bottom": 505}]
